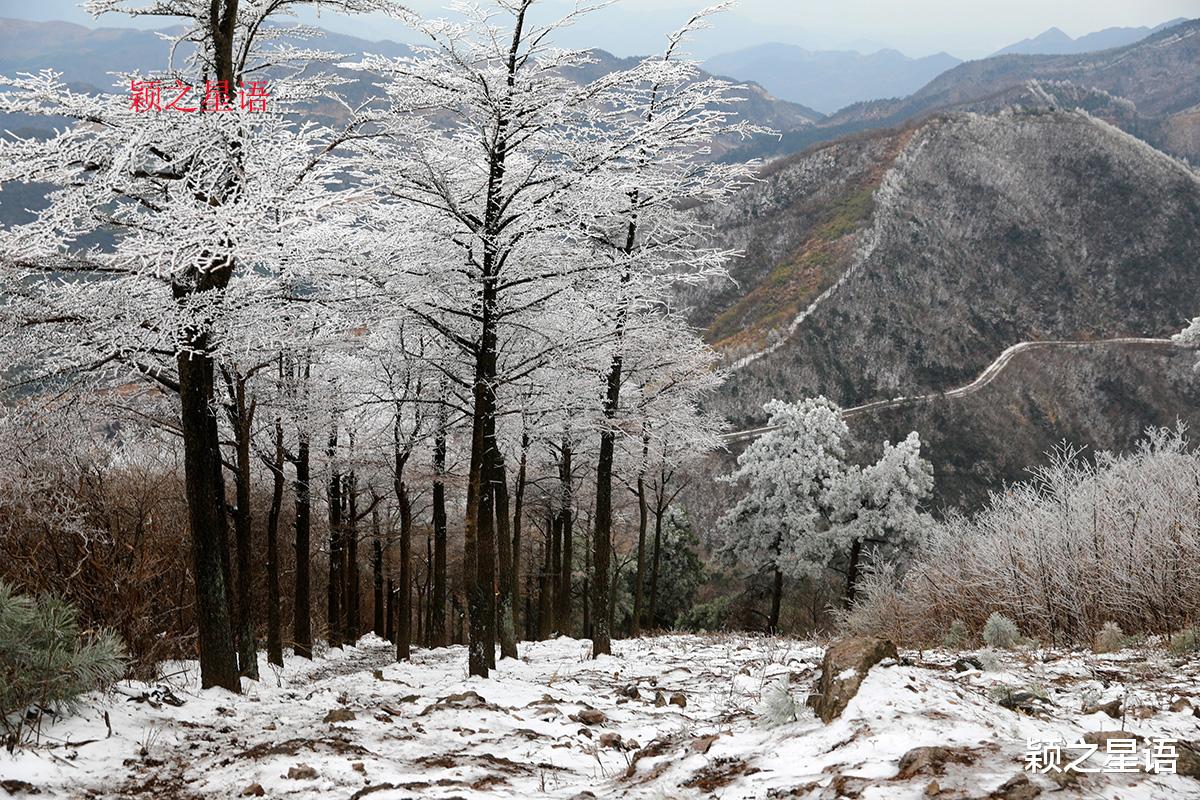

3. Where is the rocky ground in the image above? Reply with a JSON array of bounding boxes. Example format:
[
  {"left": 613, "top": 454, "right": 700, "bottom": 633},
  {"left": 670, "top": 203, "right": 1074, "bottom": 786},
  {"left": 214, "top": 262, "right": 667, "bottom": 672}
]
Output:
[{"left": 2, "top": 634, "right": 1198, "bottom": 799}]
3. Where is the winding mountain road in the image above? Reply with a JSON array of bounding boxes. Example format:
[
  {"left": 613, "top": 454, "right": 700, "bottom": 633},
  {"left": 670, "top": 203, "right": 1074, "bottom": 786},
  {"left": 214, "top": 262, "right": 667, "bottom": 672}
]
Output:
[{"left": 721, "top": 337, "right": 1183, "bottom": 444}]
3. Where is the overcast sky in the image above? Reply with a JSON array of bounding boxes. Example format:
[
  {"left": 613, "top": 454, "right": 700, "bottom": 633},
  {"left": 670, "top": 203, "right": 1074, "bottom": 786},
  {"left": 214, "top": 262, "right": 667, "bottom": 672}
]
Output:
[{"left": 2, "top": 0, "right": 1197, "bottom": 59}]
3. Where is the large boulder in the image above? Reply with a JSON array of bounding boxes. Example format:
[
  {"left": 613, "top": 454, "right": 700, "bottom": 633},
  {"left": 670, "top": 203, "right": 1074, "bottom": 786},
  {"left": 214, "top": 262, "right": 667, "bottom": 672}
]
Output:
[{"left": 807, "top": 637, "right": 898, "bottom": 723}]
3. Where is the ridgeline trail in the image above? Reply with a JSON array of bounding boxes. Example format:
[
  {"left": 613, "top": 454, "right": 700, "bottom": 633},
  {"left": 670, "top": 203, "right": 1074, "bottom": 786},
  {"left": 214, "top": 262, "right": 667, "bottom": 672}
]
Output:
[{"left": 721, "top": 338, "right": 1183, "bottom": 445}]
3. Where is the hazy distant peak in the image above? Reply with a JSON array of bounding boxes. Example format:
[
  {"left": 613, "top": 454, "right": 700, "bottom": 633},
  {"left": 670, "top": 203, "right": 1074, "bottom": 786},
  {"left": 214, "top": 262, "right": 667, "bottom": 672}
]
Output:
[
  {"left": 702, "top": 44, "right": 961, "bottom": 115},
  {"left": 991, "top": 18, "right": 1189, "bottom": 57}
]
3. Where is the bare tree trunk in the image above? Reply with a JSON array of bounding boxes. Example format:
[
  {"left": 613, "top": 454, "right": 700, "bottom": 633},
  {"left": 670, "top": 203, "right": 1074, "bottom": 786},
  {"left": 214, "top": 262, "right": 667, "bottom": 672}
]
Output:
[
  {"left": 845, "top": 537, "right": 863, "bottom": 606},
  {"left": 345, "top": 472, "right": 360, "bottom": 642},
  {"left": 177, "top": 338, "right": 239, "bottom": 691},
  {"left": 538, "top": 520, "right": 553, "bottom": 640},
  {"left": 385, "top": 578, "right": 395, "bottom": 643},
  {"left": 510, "top": 431, "right": 527, "bottom": 641},
  {"left": 424, "top": 531, "right": 434, "bottom": 646},
  {"left": 292, "top": 432, "right": 312, "bottom": 658},
  {"left": 372, "top": 507, "right": 384, "bottom": 637},
  {"left": 396, "top": 484, "right": 413, "bottom": 660},
  {"left": 494, "top": 455, "right": 517, "bottom": 659},
  {"left": 631, "top": 430, "right": 649, "bottom": 637},
  {"left": 394, "top": 437, "right": 413, "bottom": 661},
  {"left": 464, "top": 369, "right": 490, "bottom": 676},
  {"left": 591, "top": 357, "right": 622, "bottom": 656},
  {"left": 223, "top": 370, "right": 259, "bottom": 680},
  {"left": 431, "top": 417, "right": 448, "bottom": 647},
  {"left": 608, "top": 544, "right": 621, "bottom": 637},
  {"left": 265, "top": 417, "right": 285, "bottom": 667},
  {"left": 555, "top": 439, "right": 573, "bottom": 635},
  {"left": 327, "top": 425, "right": 343, "bottom": 649},
  {"left": 648, "top": 504, "right": 664, "bottom": 630},
  {"left": 582, "top": 529, "right": 591, "bottom": 640},
  {"left": 769, "top": 568, "right": 784, "bottom": 634}
]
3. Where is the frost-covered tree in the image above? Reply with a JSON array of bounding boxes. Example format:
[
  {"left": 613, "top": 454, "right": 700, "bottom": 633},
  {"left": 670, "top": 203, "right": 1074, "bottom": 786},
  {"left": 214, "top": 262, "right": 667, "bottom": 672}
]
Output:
[
  {"left": 827, "top": 432, "right": 933, "bottom": 603},
  {"left": 350, "top": 0, "right": 741, "bottom": 673},
  {"left": 715, "top": 397, "right": 932, "bottom": 631},
  {"left": 573, "top": 2, "right": 759, "bottom": 656},
  {"left": 0, "top": 0, "right": 399, "bottom": 689}
]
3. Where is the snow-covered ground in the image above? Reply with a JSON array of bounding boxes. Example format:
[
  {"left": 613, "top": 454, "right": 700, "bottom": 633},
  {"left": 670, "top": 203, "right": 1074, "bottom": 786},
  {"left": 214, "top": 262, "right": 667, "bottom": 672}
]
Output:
[{"left": 3, "top": 634, "right": 1198, "bottom": 799}]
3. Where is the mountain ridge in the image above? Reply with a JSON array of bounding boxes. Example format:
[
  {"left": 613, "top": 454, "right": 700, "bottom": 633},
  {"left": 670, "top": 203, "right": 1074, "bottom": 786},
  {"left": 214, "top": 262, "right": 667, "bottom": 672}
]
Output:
[
  {"left": 702, "top": 44, "right": 960, "bottom": 115},
  {"left": 720, "top": 17, "right": 1200, "bottom": 164}
]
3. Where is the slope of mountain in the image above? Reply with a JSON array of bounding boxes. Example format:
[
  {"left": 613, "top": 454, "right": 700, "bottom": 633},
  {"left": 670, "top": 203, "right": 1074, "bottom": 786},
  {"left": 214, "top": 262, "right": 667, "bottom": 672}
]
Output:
[
  {"left": 702, "top": 44, "right": 960, "bottom": 115},
  {"left": 696, "top": 108, "right": 1200, "bottom": 507},
  {"left": 991, "top": 18, "right": 1187, "bottom": 57},
  {"left": 843, "top": 341, "right": 1200, "bottom": 509},
  {"left": 724, "top": 18, "right": 1200, "bottom": 163},
  {"left": 695, "top": 107, "right": 1200, "bottom": 428}
]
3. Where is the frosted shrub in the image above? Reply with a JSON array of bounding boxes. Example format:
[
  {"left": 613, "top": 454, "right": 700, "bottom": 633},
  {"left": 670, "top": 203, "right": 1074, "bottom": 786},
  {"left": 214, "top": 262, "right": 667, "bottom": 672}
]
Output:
[
  {"left": 756, "top": 677, "right": 799, "bottom": 728},
  {"left": 942, "top": 619, "right": 970, "bottom": 650},
  {"left": 982, "top": 613, "right": 1019, "bottom": 649},
  {"left": 1093, "top": 621, "right": 1127, "bottom": 653},
  {"left": 850, "top": 430, "right": 1200, "bottom": 647},
  {"left": 0, "top": 582, "right": 126, "bottom": 744},
  {"left": 834, "top": 560, "right": 916, "bottom": 645},
  {"left": 978, "top": 649, "right": 1004, "bottom": 672},
  {"left": 1169, "top": 628, "right": 1198, "bottom": 655}
]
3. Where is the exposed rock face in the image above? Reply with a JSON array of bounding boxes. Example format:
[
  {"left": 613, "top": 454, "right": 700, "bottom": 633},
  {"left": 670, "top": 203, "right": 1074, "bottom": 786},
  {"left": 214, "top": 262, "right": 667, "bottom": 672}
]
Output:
[{"left": 807, "top": 637, "right": 898, "bottom": 723}]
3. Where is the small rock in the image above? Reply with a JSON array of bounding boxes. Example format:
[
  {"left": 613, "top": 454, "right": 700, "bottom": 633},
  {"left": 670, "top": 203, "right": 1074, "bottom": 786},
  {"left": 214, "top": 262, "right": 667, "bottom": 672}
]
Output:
[
  {"left": 0, "top": 781, "right": 41, "bottom": 796},
  {"left": 569, "top": 793, "right": 596, "bottom": 800},
  {"left": 896, "top": 746, "right": 976, "bottom": 779},
  {"left": 625, "top": 738, "right": 640, "bottom": 750},
  {"left": 286, "top": 764, "right": 318, "bottom": 780},
  {"left": 215, "top": 706, "right": 235, "bottom": 717},
  {"left": 692, "top": 734, "right": 719, "bottom": 754},
  {"left": 953, "top": 656, "right": 983, "bottom": 673},
  {"left": 996, "top": 689, "right": 1049, "bottom": 715},
  {"left": 1127, "top": 705, "right": 1155, "bottom": 719},
  {"left": 653, "top": 691, "right": 667, "bottom": 707},
  {"left": 620, "top": 684, "right": 640, "bottom": 699},
  {"left": 1082, "top": 699, "right": 1122, "bottom": 719},
  {"left": 372, "top": 669, "right": 384, "bottom": 680},
  {"left": 241, "top": 784, "right": 265, "bottom": 797},
  {"left": 264, "top": 722, "right": 276, "bottom": 731},
  {"left": 807, "top": 637, "right": 898, "bottom": 723},
  {"left": 988, "top": 773, "right": 1040, "bottom": 800},
  {"left": 924, "top": 780, "right": 941, "bottom": 797},
  {"left": 1169, "top": 698, "right": 1192, "bottom": 713},
  {"left": 599, "top": 732, "right": 623, "bottom": 749},
  {"left": 572, "top": 708, "right": 606, "bottom": 725},
  {"left": 577, "top": 727, "right": 592, "bottom": 738},
  {"left": 1176, "top": 741, "right": 1200, "bottom": 778},
  {"left": 324, "top": 708, "right": 357, "bottom": 723},
  {"left": 669, "top": 693, "right": 687, "bottom": 708}
]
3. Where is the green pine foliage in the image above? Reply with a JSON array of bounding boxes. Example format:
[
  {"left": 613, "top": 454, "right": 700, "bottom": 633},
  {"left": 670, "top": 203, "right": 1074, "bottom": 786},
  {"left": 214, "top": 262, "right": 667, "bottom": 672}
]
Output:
[{"left": 1, "top": 582, "right": 126, "bottom": 744}]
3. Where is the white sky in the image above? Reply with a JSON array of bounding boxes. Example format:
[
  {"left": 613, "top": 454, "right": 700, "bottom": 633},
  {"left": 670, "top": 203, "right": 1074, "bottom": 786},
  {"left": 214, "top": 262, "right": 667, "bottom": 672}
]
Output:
[{"left": 2, "top": 0, "right": 1198, "bottom": 59}]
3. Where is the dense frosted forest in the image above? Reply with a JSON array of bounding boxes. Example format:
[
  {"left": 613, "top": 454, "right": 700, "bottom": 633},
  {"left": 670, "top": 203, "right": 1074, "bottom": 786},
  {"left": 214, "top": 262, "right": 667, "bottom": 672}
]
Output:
[{"left": 0, "top": 1, "right": 1198, "bottom": 798}]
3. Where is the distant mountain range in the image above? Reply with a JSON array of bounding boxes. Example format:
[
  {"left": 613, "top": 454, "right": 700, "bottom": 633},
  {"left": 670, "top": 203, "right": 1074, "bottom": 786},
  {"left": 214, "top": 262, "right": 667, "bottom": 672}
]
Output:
[
  {"left": 703, "top": 45, "right": 960, "bottom": 115},
  {"left": 721, "top": 18, "right": 1200, "bottom": 164},
  {"left": 991, "top": 18, "right": 1188, "bottom": 57},
  {"left": 701, "top": 18, "right": 1190, "bottom": 117}
]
